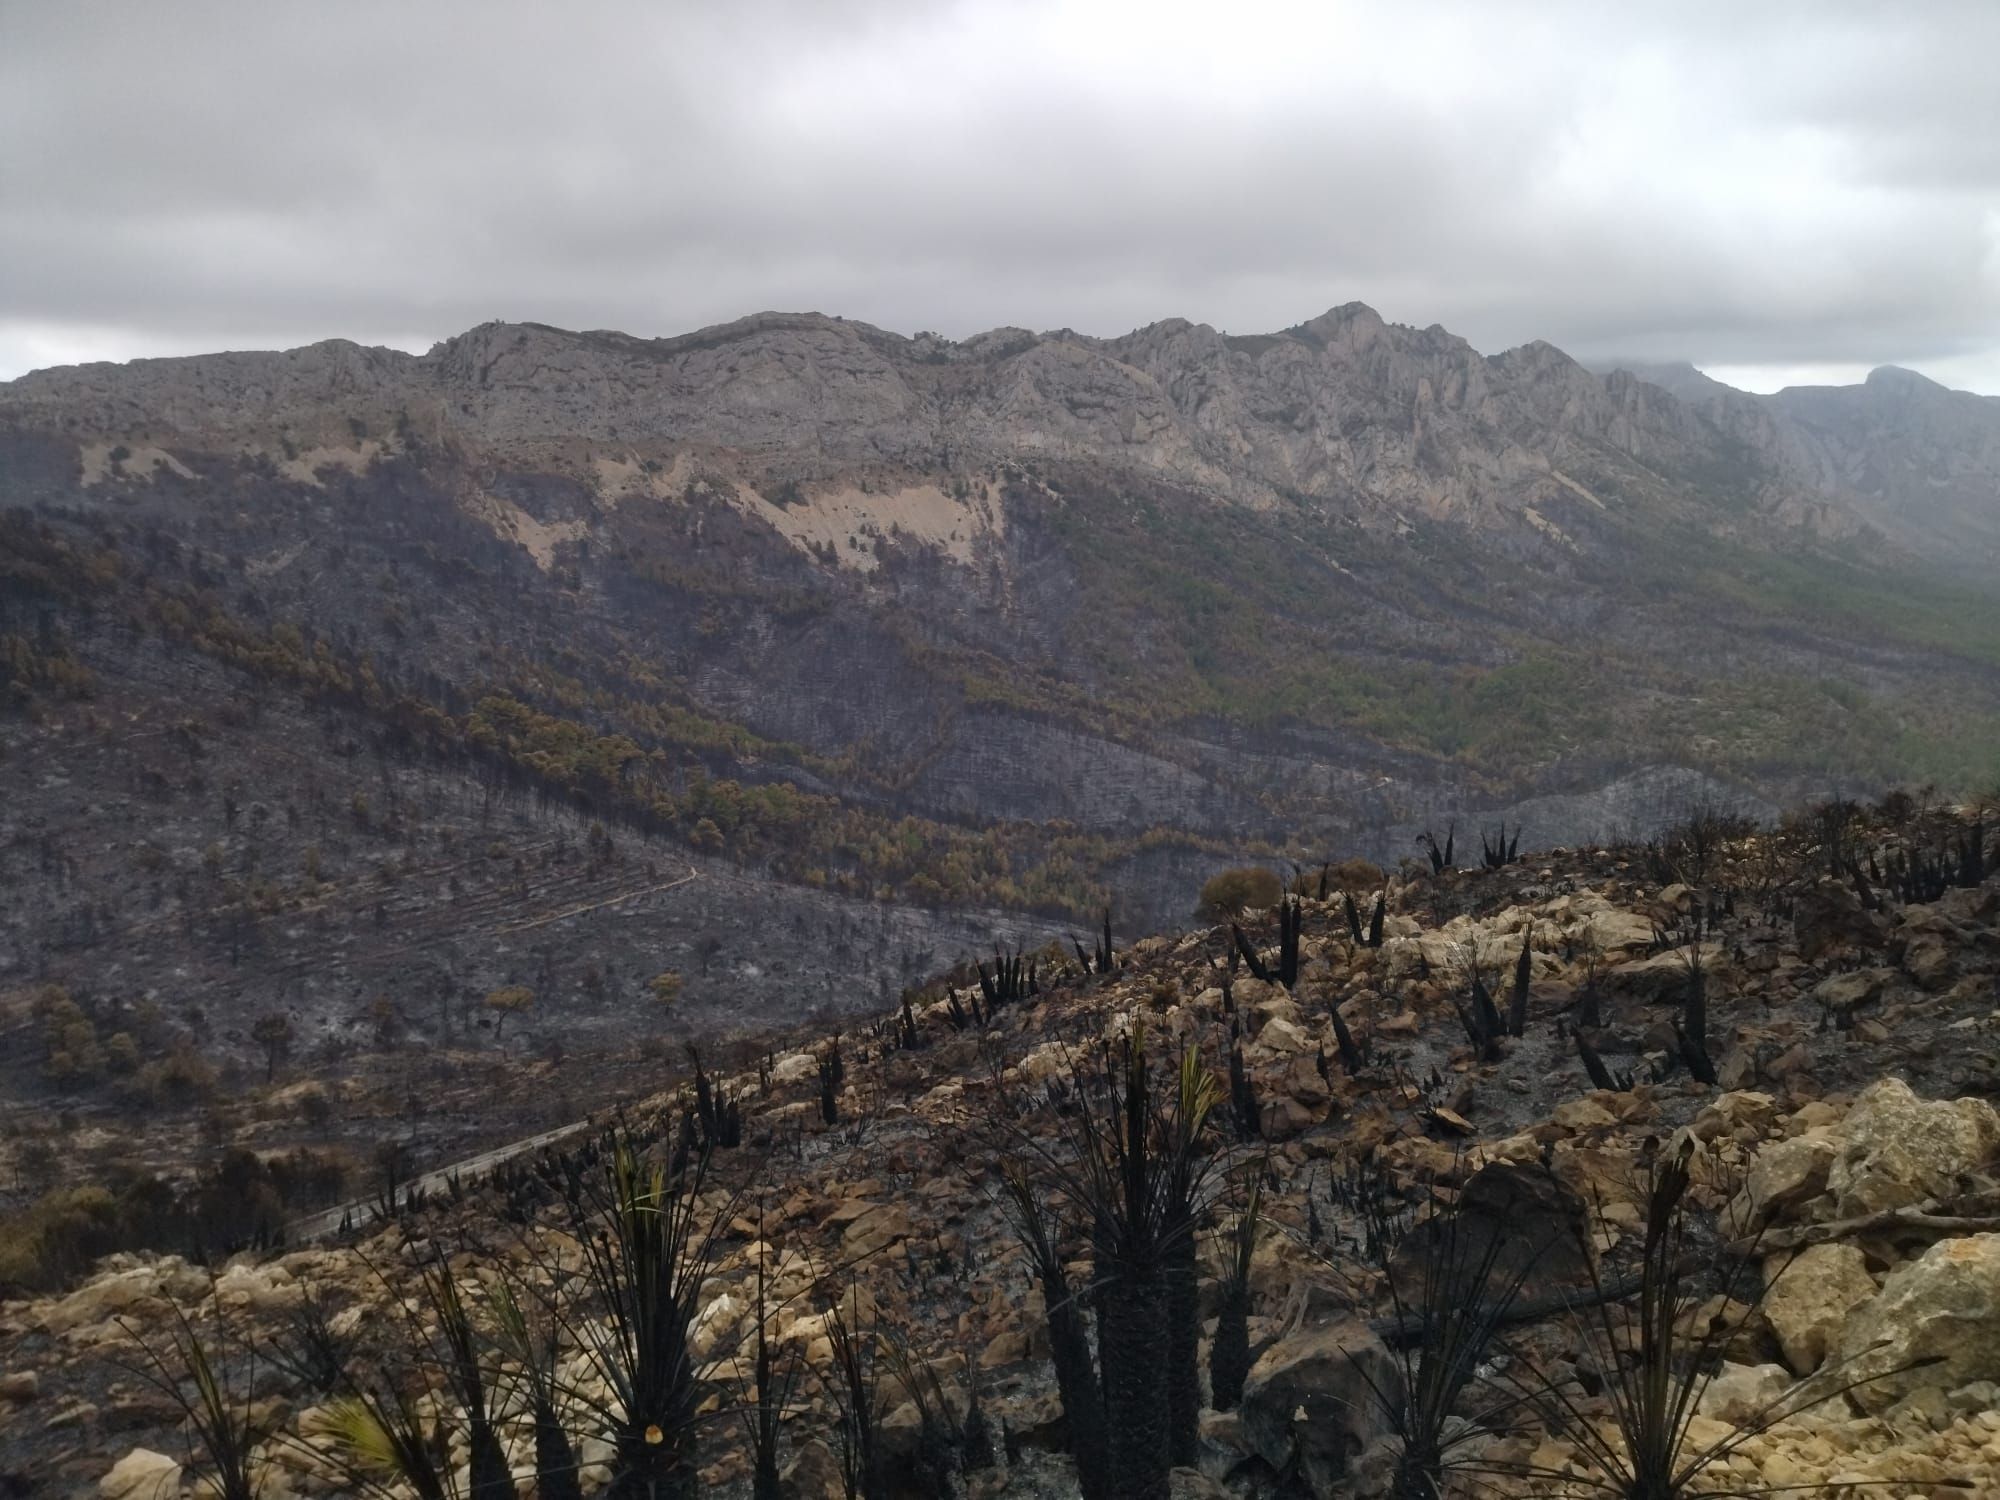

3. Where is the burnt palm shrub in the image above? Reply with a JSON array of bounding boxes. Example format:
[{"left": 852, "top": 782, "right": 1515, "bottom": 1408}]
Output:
[
  {"left": 1810, "top": 794, "right": 1863, "bottom": 877},
  {"left": 267, "top": 1285, "right": 353, "bottom": 1396},
  {"left": 561, "top": 1133, "right": 742, "bottom": 1500},
  {"left": 979, "top": 949, "right": 1037, "bottom": 1012},
  {"left": 1676, "top": 940, "right": 1716, "bottom": 1086},
  {"left": 1228, "top": 895, "right": 1302, "bottom": 987},
  {"left": 117, "top": 1299, "right": 263, "bottom": 1500},
  {"left": 491, "top": 1282, "right": 583, "bottom": 1500},
  {"left": 1342, "top": 889, "right": 1388, "bottom": 948},
  {"left": 415, "top": 1248, "right": 512, "bottom": 1500},
  {"left": 1209, "top": 1171, "right": 1262, "bottom": 1413},
  {"left": 1358, "top": 1184, "right": 1539, "bottom": 1500},
  {"left": 1328, "top": 997, "right": 1364, "bottom": 1073},
  {"left": 1481, "top": 824, "right": 1522, "bottom": 870},
  {"left": 1227, "top": 1024, "right": 1261, "bottom": 1140},
  {"left": 1508, "top": 925, "right": 1534, "bottom": 1037},
  {"left": 1451, "top": 950, "right": 1505, "bottom": 1061},
  {"left": 880, "top": 1325, "right": 984, "bottom": 1494},
  {"left": 735, "top": 1231, "right": 803, "bottom": 1500},
  {"left": 686, "top": 1047, "right": 744, "bottom": 1146},
  {"left": 1418, "top": 826, "right": 1456, "bottom": 874},
  {"left": 1885, "top": 814, "right": 1997, "bottom": 902},
  {"left": 819, "top": 1044, "right": 843, "bottom": 1125},
  {"left": 1494, "top": 1139, "right": 1953, "bottom": 1500},
  {"left": 1022, "top": 1028, "right": 1222, "bottom": 1500},
  {"left": 1074, "top": 909, "right": 1118, "bottom": 975},
  {"left": 1276, "top": 895, "right": 1301, "bottom": 986},
  {"left": 1576, "top": 938, "right": 1604, "bottom": 1030},
  {"left": 1229, "top": 920, "right": 1272, "bottom": 982},
  {"left": 824, "top": 1284, "right": 886, "bottom": 1500},
  {"left": 1575, "top": 1027, "right": 1634, "bottom": 1093},
  {"left": 1955, "top": 814, "right": 1990, "bottom": 886},
  {"left": 1162, "top": 1047, "right": 1220, "bottom": 1467},
  {"left": 998, "top": 1165, "right": 1111, "bottom": 1500}
]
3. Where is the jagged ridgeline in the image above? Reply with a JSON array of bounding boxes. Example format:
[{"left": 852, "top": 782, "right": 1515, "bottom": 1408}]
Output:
[{"left": 7, "top": 799, "right": 2000, "bottom": 1497}]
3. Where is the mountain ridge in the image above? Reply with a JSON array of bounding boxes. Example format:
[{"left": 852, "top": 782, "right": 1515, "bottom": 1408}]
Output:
[
  {"left": 12, "top": 301, "right": 1997, "bottom": 570},
  {"left": 3, "top": 298, "right": 1998, "bottom": 1077}
]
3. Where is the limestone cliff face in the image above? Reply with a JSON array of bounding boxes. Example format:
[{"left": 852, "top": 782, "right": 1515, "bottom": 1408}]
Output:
[
  {"left": 16, "top": 301, "right": 1988, "bottom": 557},
  {"left": 1768, "top": 367, "right": 2000, "bottom": 562}
]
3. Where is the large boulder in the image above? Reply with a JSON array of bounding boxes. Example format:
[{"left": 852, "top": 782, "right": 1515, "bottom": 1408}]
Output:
[
  {"left": 1694, "top": 1361, "right": 1791, "bottom": 1424},
  {"left": 1599, "top": 947, "right": 1730, "bottom": 1005},
  {"left": 1762, "top": 1242, "right": 1879, "bottom": 1374},
  {"left": 1238, "top": 1321, "right": 1400, "bottom": 1499},
  {"left": 213, "top": 1259, "right": 302, "bottom": 1313},
  {"left": 1254, "top": 1015, "right": 1314, "bottom": 1055},
  {"left": 1833, "top": 1233, "right": 2000, "bottom": 1412},
  {"left": 1578, "top": 906, "right": 1659, "bottom": 957},
  {"left": 1810, "top": 968, "right": 1897, "bottom": 1017},
  {"left": 1825, "top": 1078, "right": 2000, "bottom": 1218},
  {"left": 41, "top": 1263, "right": 203, "bottom": 1337},
  {"left": 841, "top": 1203, "right": 917, "bottom": 1259},
  {"left": 1724, "top": 1131, "right": 1838, "bottom": 1233},
  {"left": 1794, "top": 879, "right": 1889, "bottom": 961},
  {"left": 1390, "top": 1161, "right": 1591, "bottom": 1303},
  {"left": 99, "top": 1449, "right": 180, "bottom": 1500},
  {"left": 1895, "top": 912, "right": 1963, "bottom": 990}
]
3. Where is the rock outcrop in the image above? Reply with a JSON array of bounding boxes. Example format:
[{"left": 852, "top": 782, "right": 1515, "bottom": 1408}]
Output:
[
  {"left": 2, "top": 790, "right": 1997, "bottom": 1499},
  {"left": 1836, "top": 1233, "right": 2000, "bottom": 1412}
]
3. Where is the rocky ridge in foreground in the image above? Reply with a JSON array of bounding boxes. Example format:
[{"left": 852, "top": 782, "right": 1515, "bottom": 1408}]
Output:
[{"left": 3, "top": 804, "right": 2000, "bottom": 1498}]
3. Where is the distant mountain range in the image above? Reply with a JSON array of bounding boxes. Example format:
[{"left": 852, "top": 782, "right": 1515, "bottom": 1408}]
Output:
[
  {"left": 1590, "top": 355, "right": 2000, "bottom": 564},
  {"left": 2, "top": 302, "right": 1996, "bottom": 1042}
]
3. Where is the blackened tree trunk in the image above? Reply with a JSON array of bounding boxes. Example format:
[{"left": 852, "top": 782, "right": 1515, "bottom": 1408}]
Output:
[
  {"left": 610, "top": 1431, "right": 699, "bottom": 1500},
  {"left": 1165, "top": 1228, "right": 1201, "bottom": 1467},
  {"left": 1098, "top": 1262, "right": 1172, "bottom": 1500},
  {"left": 1043, "top": 1265, "right": 1113, "bottom": 1500},
  {"left": 533, "top": 1402, "right": 584, "bottom": 1500},
  {"left": 1210, "top": 1282, "right": 1250, "bottom": 1413},
  {"left": 469, "top": 1420, "right": 514, "bottom": 1500}
]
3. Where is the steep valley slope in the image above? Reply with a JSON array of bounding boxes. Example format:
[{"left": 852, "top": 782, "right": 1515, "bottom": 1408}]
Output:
[{"left": 2, "top": 302, "right": 1999, "bottom": 1154}]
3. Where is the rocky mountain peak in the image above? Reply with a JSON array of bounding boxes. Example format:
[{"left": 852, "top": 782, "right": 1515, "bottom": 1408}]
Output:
[
  {"left": 1863, "top": 362, "right": 1947, "bottom": 394},
  {"left": 5, "top": 300, "right": 1999, "bottom": 563}
]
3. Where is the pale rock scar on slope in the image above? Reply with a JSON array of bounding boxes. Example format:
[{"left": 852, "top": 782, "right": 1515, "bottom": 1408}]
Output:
[
  {"left": 77, "top": 442, "right": 196, "bottom": 485},
  {"left": 735, "top": 479, "right": 1004, "bottom": 572},
  {"left": 84, "top": 436, "right": 396, "bottom": 490},
  {"left": 273, "top": 438, "right": 392, "bottom": 486},
  {"left": 591, "top": 450, "right": 1005, "bottom": 572},
  {"left": 457, "top": 485, "right": 591, "bottom": 571}
]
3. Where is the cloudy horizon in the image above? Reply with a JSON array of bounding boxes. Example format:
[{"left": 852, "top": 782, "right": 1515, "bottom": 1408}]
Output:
[{"left": 5, "top": 0, "right": 1997, "bottom": 394}]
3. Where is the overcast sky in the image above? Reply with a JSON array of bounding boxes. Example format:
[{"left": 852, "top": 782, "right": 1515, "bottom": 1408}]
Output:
[{"left": 5, "top": 0, "right": 1998, "bottom": 392}]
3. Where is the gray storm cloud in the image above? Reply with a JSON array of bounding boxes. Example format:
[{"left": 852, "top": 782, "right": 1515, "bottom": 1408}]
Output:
[{"left": 3, "top": 0, "right": 1997, "bottom": 390}]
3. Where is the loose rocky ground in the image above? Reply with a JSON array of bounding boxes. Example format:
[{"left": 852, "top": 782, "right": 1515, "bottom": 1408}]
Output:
[{"left": 3, "top": 804, "right": 1998, "bottom": 1498}]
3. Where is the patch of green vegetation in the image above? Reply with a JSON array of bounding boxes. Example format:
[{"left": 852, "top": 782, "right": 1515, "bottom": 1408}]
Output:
[{"left": 1697, "top": 549, "right": 2000, "bottom": 669}]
